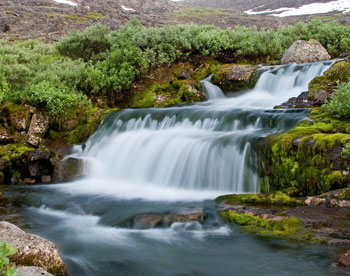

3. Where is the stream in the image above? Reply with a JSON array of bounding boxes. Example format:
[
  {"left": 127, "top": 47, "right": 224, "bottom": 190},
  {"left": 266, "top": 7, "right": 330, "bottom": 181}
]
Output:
[{"left": 2, "top": 60, "right": 348, "bottom": 276}]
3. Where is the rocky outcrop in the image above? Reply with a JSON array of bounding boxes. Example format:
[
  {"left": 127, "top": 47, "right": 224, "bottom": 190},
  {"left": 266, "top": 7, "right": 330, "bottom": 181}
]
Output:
[
  {"left": 15, "top": 266, "right": 54, "bottom": 276},
  {"left": 133, "top": 208, "right": 206, "bottom": 229},
  {"left": 0, "top": 221, "right": 65, "bottom": 275},
  {"left": 52, "top": 157, "right": 85, "bottom": 183},
  {"left": 281, "top": 39, "right": 331, "bottom": 65},
  {"left": 275, "top": 91, "right": 310, "bottom": 108},
  {"left": 26, "top": 111, "right": 50, "bottom": 147},
  {"left": 212, "top": 65, "right": 258, "bottom": 92}
]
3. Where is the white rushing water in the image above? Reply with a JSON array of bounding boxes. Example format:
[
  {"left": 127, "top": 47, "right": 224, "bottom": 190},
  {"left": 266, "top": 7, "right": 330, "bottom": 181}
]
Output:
[{"left": 61, "top": 61, "right": 333, "bottom": 201}]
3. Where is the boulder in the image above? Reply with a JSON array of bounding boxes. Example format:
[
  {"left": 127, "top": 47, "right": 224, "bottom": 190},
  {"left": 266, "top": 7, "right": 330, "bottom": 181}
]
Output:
[
  {"left": 0, "top": 158, "right": 9, "bottom": 171},
  {"left": 281, "top": 39, "right": 331, "bottom": 65},
  {"left": 162, "top": 208, "right": 206, "bottom": 226},
  {"left": 133, "top": 215, "right": 163, "bottom": 229},
  {"left": 52, "top": 157, "right": 85, "bottom": 183},
  {"left": 0, "top": 221, "right": 65, "bottom": 275},
  {"left": 27, "top": 111, "right": 49, "bottom": 147},
  {"left": 337, "top": 249, "right": 350, "bottom": 267},
  {"left": 212, "top": 65, "right": 257, "bottom": 92},
  {"left": 15, "top": 266, "right": 54, "bottom": 276}
]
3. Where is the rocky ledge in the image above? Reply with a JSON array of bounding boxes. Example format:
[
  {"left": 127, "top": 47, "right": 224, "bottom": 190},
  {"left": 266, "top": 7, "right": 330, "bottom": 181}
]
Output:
[
  {"left": 217, "top": 191, "right": 350, "bottom": 267},
  {"left": 0, "top": 221, "right": 65, "bottom": 275}
]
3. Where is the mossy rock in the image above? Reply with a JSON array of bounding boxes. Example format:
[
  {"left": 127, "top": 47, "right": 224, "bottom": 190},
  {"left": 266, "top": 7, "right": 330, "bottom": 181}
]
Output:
[
  {"left": 219, "top": 210, "right": 314, "bottom": 241},
  {"left": 308, "top": 61, "right": 350, "bottom": 101},
  {"left": 258, "top": 108, "right": 350, "bottom": 196},
  {"left": 216, "top": 192, "right": 302, "bottom": 207},
  {"left": 212, "top": 64, "right": 257, "bottom": 93}
]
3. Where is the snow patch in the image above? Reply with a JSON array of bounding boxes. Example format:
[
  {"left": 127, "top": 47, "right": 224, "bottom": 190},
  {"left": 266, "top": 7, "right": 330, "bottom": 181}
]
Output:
[
  {"left": 52, "top": 0, "right": 78, "bottom": 6},
  {"left": 245, "top": 0, "right": 350, "bottom": 17},
  {"left": 121, "top": 5, "right": 136, "bottom": 12}
]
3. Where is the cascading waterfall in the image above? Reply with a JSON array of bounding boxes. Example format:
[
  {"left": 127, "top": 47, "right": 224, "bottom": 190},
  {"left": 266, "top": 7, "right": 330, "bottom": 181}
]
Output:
[
  {"left": 17, "top": 60, "right": 338, "bottom": 276},
  {"left": 73, "top": 60, "right": 334, "bottom": 198}
]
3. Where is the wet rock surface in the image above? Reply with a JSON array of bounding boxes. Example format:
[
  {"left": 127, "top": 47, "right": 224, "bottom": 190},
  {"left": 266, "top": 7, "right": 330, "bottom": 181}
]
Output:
[
  {"left": 337, "top": 249, "right": 350, "bottom": 267},
  {"left": 212, "top": 65, "right": 258, "bottom": 92},
  {"left": 275, "top": 91, "right": 310, "bottom": 108},
  {"left": 15, "top": 266, "right": 54, "bottom": 276},
  {"left": 52, "top": 157, "right": 85, "bottom": 183},
  {"left": 0, "top": 221, "right": 65, "bottom": 275},
  {"left": 281, "top": 39, "right": 331, "bottom": 65},
  {"left": 133, "top": 208, "right": 206, "bottom": 229}
]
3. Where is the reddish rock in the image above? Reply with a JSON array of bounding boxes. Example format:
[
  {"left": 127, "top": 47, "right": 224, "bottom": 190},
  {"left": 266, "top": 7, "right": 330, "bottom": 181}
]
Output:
[{"left": 337, "top": 249, "right": 350, "bottom": 267}]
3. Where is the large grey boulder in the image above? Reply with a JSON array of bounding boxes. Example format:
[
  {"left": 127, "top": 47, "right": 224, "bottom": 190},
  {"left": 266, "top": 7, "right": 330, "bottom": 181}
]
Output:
[
  {"left": 0, "top": 221, "right": 65, "bottom": 275},
  {"left": 281, "top": 39, "right": 331, "bottom": 64},
  {"left": 15, "top": 266, "right": 54, "bottom": 276}
]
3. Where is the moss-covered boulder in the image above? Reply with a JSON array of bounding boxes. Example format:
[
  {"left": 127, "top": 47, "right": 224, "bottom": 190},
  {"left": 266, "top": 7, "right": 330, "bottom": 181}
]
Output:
[
  {"left": 212, "top": 64, "right": 257, "bottom": 93},
  {"left": 125, "top": 58, "right": 223, "bottom": 108},
  {"left": 258, "top": 108, "right": 350, "bottom": 196},
  {"left": 308, "top": 61, "right": 350, "bottom": 105}
]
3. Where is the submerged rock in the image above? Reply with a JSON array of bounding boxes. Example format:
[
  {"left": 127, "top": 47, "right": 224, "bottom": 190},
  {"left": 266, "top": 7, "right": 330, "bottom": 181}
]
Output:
[
  {"left": 281, "top": 39, "right": 331, "bottom": 64},
  {"left": 133, "top": 209, "right": 207, "bottom": 229},
  {"left": 134, "top": 215, "right": 163, "bottom": 229},
  {"left": 0, "top": 221, "right": 65, "bottom": 275},
  {"left": 15, "top": 266, "right": 54, "bottom": 276},
  {"left": 162, "top": 208, "right": 206, "bottom": 226}
]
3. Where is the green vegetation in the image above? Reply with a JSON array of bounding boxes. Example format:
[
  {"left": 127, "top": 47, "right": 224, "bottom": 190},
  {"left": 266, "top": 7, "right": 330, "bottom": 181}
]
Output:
[
  {"left": 1, "top": 19, "right": 350, "bottom": 117},
  {"left": 46, "top": 12, "right": 105, "bottom": 23},
  {"left": 323, "top": 82, "right": 350, "bottom": 118},
  {"left": 0, "top": 242, "right": 16, "bottom": 276},
  {"left": 167, "top": 8, "right": 233, "bottom": 19},
  {"left": 216, "top": 192, "right": 302, "bottom": 207}
]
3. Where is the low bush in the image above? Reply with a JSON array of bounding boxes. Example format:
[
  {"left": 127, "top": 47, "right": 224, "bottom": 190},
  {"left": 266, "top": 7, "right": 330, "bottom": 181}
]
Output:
[{"left": 322, "top": 82, "right": 350, "bottom": 118}]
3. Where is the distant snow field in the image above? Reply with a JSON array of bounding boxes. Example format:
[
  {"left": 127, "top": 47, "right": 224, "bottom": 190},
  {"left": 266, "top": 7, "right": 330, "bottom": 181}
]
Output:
[
  {"left": 246, "top": 0, "right": 350, "bottom": 17},
  {"left": 52, "top": 0, "right": 78, "bottom": 6}
]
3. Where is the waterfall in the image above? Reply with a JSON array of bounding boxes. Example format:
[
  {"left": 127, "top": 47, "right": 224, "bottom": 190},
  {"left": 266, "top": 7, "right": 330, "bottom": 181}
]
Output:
[
  {"left": 201, "top": 75, "right": 225, "bottom": 99},
  {"left": 72, "top": 61, "right": 333, "bottom": 199}
]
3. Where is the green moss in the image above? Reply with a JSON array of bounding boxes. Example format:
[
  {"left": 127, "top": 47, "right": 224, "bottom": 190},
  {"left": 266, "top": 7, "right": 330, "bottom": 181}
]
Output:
[
  {"left": 259, "top": 108, "right": 350, "bottom": 196},
  {"left": 166, "top": 8, "right": 233, "bottom": 20},
  {"left": 216, "top": 192, "right": 302, "bottom": 207},
  {"left": 220, "top": 210, "right": 304, "bottom": 238},
  {"left": 48, "top": 107, "right": 114, "bottom": 145},
  {"left": 0, "top": 144, "right": 33, "bottom": 161}
]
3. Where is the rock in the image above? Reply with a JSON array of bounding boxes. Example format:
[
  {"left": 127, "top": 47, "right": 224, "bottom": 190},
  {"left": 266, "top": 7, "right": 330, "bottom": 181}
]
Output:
[
  {"left": 0, "top": 158, "right": 9, "bottom": 171},
  {"left": 52, "top": 157, "right": 85, "bottom": 183},
  {"left": 312, "top": 89, "right": 331, "bottom": 106},
  {"left": 212, "top": 65, "right": 257, "bottom": 92},
  {"left": 41, "top": 175, "right": 51, "bottom": 184},
  {"left": 8, "top": 108, "right": 31, "bottom": 131},
  {"left": 0, "top": 221, "right": 65, "bottom": 275},
  {"left": 337, "top": 249, "right": 350, "bottom": 267},
  {"left": 22, "top": 178, "right": 36, "bottom": 184},
  {"left": 162, "top": 208, "right": 206, "bottom": 226},
  {"left": 304, "top": 197, "right": 326, "bottom": 206},
  {"left": 27, "top": 150, "right": 50, "bottom": 162},
  {"left": 27, "top": 112, "right": 49, "bottom": 147},
  {"left": 15, "top": 266, "right": 54, "bottom": 276},
  {"left": 275, "top": 91, "right": 310, "bottom": 108},
  {"left": 134, "top": 215, "right": 163, "bottom": 229},
  {"left": 11, "top": 174, "right": 21, "bottom": 185},
  {"left": 0, "top": 127, "right": 13, "bottom": 144},
  {"left": 281, "top": 39, "right": 331, "bottom": 64}
]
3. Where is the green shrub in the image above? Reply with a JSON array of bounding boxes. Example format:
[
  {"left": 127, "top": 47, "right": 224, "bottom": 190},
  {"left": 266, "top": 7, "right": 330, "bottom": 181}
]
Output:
[
  {"left": 322, "top": 82, "right": 350, "bottom": 118},
  {"left": 0, "top": 242, "right": 16, "bottom": 276},
  {"left": 56, "top": 24, "right": 111, "bottom": 61}
]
